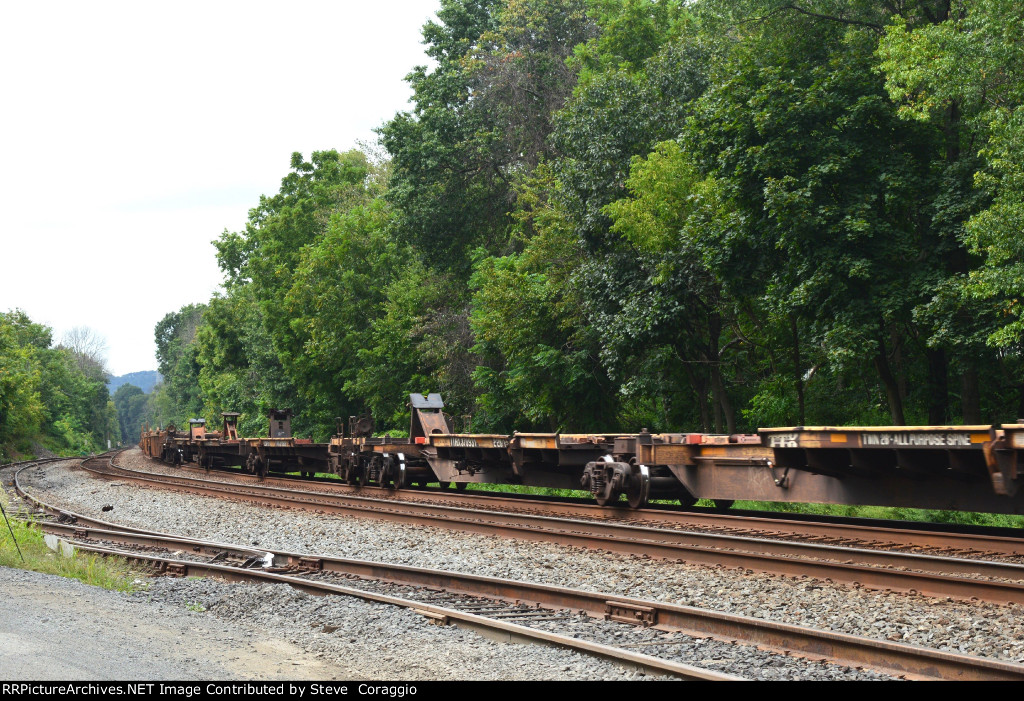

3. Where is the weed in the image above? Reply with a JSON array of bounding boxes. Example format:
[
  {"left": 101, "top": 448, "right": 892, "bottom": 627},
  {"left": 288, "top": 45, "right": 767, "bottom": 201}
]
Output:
[{"left": 0, "top": 491, "right": 141, "bottom": 591}]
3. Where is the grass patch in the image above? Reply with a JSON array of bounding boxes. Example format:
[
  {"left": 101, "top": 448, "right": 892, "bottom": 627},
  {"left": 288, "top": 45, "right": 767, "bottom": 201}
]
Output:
[
  {"left": 730, "top": 499, "right": 1024, "bottom": 529},
  {"left": 0, "top": 492, "right": 142, "bottom": 592},
  {"left": 460, "top": 483, "right": 1024, "bottom": 528},
  {"left": 462, "top": 482, "right": 591, "bottom": 499}
]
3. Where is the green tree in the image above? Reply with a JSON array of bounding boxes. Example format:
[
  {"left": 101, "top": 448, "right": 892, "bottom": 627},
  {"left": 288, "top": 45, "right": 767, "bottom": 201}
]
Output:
[
  {"left": 154, "top": 303, "right": 206, "bottom": 423},
  {"left": 377, "top": 0, "right": 507, "bottom": 273},
  {"left": 0, "top": 311, "right": 115, "bottom": 459},
  {"left": 880, "top": 0, "right": 1024, "bottom": 416},
  {"left": 113, "top": 383, "right": 146, "bottom": 444},
  {"left": 193, "top": 288, "right": 291, "bottom": 438},
  {"left": 470, "top": 167, "right": 616, "bottom": 431}
]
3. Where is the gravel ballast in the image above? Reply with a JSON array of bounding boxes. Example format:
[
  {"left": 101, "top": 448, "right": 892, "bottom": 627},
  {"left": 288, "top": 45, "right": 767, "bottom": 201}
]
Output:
[{"left": 10, "top": 451, "right": 1023, "bottom": 676}]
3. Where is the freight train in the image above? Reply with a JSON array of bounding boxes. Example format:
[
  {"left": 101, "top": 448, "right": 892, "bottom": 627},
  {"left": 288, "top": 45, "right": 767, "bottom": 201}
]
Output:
[{"left": 140, "top": 393, "right": 1024, "bottom": 515}]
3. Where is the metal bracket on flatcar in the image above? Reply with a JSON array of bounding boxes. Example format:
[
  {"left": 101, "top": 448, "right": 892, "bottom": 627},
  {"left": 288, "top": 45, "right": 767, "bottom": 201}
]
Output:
[
  {"left": 767, "top": 459, "right": 791, "bottom": 489},
  {"left": 983, "top": 432, "right": 1019, "bottom": 497}
]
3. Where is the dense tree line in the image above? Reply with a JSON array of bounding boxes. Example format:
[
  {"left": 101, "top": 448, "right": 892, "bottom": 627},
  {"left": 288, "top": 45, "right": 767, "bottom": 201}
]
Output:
[
  {"left": 153, "top": 0, "right": 1024, "bottom": 439},
  {"left": 0, "top": 311, "right": 118, "bottom": 461}
]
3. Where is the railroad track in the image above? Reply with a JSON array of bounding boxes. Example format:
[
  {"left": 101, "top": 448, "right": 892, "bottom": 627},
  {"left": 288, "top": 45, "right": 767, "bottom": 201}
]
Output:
[
  {"left": 1, "top": 456, "right": 77, "bottom": 519},
  {"left": 3, "top": 457, "right": 733, "bottom": 681},
  {"left": 53, "top": 452, "right": 1024, "bottom": 606},
  {"left": 13, "top": 457, "right": 1024, "bottom": 681},
  {"left": 177, "top": 460, "right": 1024, "bottom": 560}
]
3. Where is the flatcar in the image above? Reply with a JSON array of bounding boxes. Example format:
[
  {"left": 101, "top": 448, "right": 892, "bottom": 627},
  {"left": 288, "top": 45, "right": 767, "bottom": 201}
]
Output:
[{"left": 140, "top": 393, "right": 1024, "bottom": 515}]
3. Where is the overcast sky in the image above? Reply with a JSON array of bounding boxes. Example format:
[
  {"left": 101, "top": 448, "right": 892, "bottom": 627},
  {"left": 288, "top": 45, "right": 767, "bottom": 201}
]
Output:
[{"left": 0, "top": 1, "right": 441, "bottom": 377}]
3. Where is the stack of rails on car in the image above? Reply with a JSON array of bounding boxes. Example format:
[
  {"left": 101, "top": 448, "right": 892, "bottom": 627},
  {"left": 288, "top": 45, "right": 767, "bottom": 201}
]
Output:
[{"left": 139, "top": 393, "right": 1024, "bottom": 514}]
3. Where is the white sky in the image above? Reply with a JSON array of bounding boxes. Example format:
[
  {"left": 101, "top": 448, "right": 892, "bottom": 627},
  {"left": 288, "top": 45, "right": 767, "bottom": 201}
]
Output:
[{"left": 0, "top": 1, "right": 440, "bottom": 377}]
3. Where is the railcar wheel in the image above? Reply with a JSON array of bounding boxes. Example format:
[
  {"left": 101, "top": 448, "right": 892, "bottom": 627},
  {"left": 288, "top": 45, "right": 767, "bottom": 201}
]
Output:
[
  {"left": 626, "top": 493, "right": 646, "bottom": 509},
  {"left": 379, "top": 456, "right": 397, "bottom": 489},
  {"left": 453, "top": 482, "right": 467, "bottom": 492},
  {"left": 712, "top": 499, "right": 734, "bottom": 510},
  {"left": 342, "top": 457, "right": 362, "bottom": 486},
  {"left": 394, "top": 466, "right": 408, "bottom": 489},
  {"left": 246, "top": 453, "right": 267, "bottom": 479},
  {"left": 389, "top": 454, "right": 408, "bottom": 490},
  {"left": 625, "top": 465, "right": 650, "bottom": 510}
]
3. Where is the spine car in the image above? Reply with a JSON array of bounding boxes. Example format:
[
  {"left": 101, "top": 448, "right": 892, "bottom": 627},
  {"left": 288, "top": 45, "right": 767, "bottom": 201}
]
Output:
[{"left": 141, "top": 393, "right": 1024, "bottom": 515}]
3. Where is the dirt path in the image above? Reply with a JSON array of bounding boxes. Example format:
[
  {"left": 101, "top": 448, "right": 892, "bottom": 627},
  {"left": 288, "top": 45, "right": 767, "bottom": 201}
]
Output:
[{"left": 0, "top": 567, "right": 334, "bottom": 681}]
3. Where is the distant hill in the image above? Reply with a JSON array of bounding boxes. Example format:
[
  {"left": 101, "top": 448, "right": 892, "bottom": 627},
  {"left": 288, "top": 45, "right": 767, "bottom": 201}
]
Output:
[{"left": 108, "top": 370, "right": 161, "bottom": 395}]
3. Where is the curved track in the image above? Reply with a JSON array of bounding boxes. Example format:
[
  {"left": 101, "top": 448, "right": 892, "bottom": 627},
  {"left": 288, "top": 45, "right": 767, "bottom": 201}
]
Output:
[
  {"left": 14, "top": 454, "right": 1024, "bottom": 681},
  {"left": 66, "top": 451, "right": 1024, "bottom": 606},
  {"left": 185, "top": 461, "right": 1024, "bottom": 559}
]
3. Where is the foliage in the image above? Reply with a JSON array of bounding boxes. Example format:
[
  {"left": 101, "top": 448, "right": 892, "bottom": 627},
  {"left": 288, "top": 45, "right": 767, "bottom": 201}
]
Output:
[
  {"left": 377, "top": 0, "right": 509, "bottom": 273},
  {"left": 113, "top": 383, "right": 151, "bottom": 444},
  {"left": 149, "top": 0, "right": 1024, "bottom": 448},
  {"left": 154, "top": 304, "right": 206, "bottom": 425},
  {"left": 193, "top": 288, "right": 292, "bottom": 438},
  {"left": 0, "top": 311, "right": 114, "bottom": 460},
  {"left": 880, "top": 0, "right": 1024, "bottom": 356},
  {"left": 283, "top": 198, "right": 416, "bottom": 432},
  {"left": 0, "top": 495, "right": 139, "bottom": 591}
]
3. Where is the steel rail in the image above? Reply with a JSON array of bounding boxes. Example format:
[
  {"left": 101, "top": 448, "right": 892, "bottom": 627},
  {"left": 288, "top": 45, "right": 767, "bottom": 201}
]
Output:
[
  {"left": 30, "top": 519, "right": 1024, "bottom": 681},
  {"left": 50, "top": 540, "right": 739, "bottom": 681},
  {"left": 2, "top": 455, "right": 78, "bottom": 483},
  {"left": 173, "top": 456, "right": 1024, "bottom": 558},
  {"left": 79, "top": 456, "right": 1024, "bottom": 605},
  {"left": 12, "top": 459, "right": 737, "bottom": 681},
  {"left": 20, "top": 457, "right": 1024, "bottom": 680},
  {"left": 2, "top": 456, "right": 73, "bottom": 468}
]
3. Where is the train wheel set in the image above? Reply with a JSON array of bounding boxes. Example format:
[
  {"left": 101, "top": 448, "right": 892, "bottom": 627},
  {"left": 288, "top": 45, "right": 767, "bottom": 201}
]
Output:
[{"left": 140, "top": 393, "right": 1024, "bottom": 514}]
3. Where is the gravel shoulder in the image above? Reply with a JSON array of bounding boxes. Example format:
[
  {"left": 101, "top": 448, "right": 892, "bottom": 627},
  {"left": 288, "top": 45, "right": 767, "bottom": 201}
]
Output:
[
  {"left": 0, "top": 567, "right": 333, "bottom": 680},
  {"left": 0, "top": 566, "right": 668, "bottom": 681}
]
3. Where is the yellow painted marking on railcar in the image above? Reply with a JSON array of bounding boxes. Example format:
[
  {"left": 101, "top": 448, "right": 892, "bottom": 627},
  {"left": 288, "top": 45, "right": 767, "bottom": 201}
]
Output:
[
  {"left": 517, "top": 437, "right": 559, "bottom": 450},
  {"left": 970, "top": 433, "right": 990, "bottom": 444},
  {"left": 702, "top": 447, "right": 727, "bottom": 456},
  {"left": 830, "top": 433, "right": 847, "bottom": 443}
]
